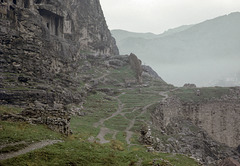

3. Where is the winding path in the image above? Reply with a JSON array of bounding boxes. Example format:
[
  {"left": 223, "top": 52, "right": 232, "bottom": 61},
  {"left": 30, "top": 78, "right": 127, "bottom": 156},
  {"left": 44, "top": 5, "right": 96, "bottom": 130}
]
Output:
[
  {"left": 0, "top": 140, "right": 62, "bottom": 161},
  {"left": 94, "top": 87, "right": 177, "bottom": 145},
  {"left": 94, "top": 93, "right": 125, "bottom": 144}
]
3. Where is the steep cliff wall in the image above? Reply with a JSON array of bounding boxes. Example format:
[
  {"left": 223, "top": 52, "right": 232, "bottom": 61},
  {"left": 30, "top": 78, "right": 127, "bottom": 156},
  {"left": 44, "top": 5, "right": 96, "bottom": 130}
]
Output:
[
  {"left": 0, "top": 0, "right": 118, "bottom": 134},
  {"left": 153, "top": 96, "right": 240, "bottom": 148},
  {"left": 182, "top": 100, "right": 240, "bottom": 148},
  {"left": 151, "top": 88, "right": 240, "bottom": 164},
  {"left": 0, "top": 0, "right": 118, "bottom": 103}
]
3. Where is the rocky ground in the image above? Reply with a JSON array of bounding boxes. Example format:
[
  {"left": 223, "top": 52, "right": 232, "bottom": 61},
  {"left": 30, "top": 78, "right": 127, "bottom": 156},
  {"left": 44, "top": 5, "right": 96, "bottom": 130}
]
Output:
[
  {"left": 1, "top": 53, "right": 240, "bottom": 165},
  {"left": 0, "top": 0, "right": 239, "bottom": 165}
]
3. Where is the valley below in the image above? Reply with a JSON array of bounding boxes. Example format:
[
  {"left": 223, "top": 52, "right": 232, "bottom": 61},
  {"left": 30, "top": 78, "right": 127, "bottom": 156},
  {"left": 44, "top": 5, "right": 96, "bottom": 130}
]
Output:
[{"left": 0, "top": 0, "right": 240, "bottom": 166}]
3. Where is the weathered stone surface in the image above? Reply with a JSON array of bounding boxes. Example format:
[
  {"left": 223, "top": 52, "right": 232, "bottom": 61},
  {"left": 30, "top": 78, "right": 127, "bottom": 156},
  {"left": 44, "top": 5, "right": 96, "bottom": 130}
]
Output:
[
  {"left": 218, "top": 158, "right": 240, "bottom": 166},
  {"left": 237, "top": 145, "right": 240, "bottom": 153},
  {"left": 0, "top": 0, "right": 119, "bottom": 134},
  {"left": 151, "top": 89, "right": 240, "bottom": 165},
  {"left": 139, "top": 125, "right": 154, "bottom": 145},
  {"left": 0, "top": 101, "right": 71, "bottom": 135},
  {"left": 142, "top": 65, "right": 164, "bottom": 81},
  {"left": 183, "top": 83, "right": 197, "bottom": 88},
  {"left": 129, "top": 53, "right": 142, "bottom": 83}
]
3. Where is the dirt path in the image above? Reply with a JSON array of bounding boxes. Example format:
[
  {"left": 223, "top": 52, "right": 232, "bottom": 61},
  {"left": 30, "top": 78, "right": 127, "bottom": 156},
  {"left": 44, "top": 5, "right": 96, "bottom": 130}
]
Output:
[
  {"left": 0, "top": 141, "right": 26, "bottom": 150},
  {"left": 94, "top": 73, "right": 109, "bottom": 83},
  {"left": 0, "top": 140, "right": 62, "bottom": 161},
  {"left": 159, "top": 88, "right": 179, "bottom": 102},
  {"left": 159, "top": 91, "right": 169, "bottom": 101},
  {"left": 94, "top": 88, "right": 176, "bottom": 145},
  {"left": 94, "top": 95, "right": 124, "bottom": 128},
  {"left": 124, "top": 103, "right": 156, "bottom": 145},
  {"left": 96, "top": 127, "right": 112, "bottom": 144},
  {"left": 95, "top": 93, "right": 125, "bottom": 144},
  {"left": 124, "top": 89, "right": 177, "bottom": 145},
  {"left": 125, "top": 118, "right": 135, "bottom": 145}
]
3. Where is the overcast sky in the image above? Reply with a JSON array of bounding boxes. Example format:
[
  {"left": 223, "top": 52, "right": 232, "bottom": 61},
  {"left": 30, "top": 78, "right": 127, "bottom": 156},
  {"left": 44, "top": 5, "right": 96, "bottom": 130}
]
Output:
[{"left": 100, "top": 0, "right": 240, "bottom": 34}]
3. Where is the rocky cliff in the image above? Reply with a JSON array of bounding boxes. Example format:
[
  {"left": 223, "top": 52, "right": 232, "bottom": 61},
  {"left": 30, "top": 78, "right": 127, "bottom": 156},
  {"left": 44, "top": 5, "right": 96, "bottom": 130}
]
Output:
[
  {"left": 0, "top": 0, "right": 118, "bottom": 134},
  {"left": 1, "top": 1, "right": 240, "bottom": 165},
  {"left": 151, "top": 87, "right": 240, "bottom": 165}
]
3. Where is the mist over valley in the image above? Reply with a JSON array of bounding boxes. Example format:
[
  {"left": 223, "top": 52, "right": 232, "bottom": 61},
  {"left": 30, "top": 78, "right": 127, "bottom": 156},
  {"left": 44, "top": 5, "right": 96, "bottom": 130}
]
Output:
[{"left": 112, "top": 12, "right": 240, "bottom": 87}]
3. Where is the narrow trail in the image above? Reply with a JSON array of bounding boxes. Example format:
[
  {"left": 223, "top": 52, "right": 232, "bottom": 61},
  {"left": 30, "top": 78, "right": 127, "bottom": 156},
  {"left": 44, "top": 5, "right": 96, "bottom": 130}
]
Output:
[
  {"left": 94, "top": 93, "right": 124, "bottom": 144},
  {"left": 94, "top": 87, "right": 178, "bottom": 145},
  {"left": 94, "top": 97, "right": 124, "bottom": 128},
  {"left": 96, "top": 127, "right": 112, "bottom": 144},
  {"left": 0, "top": 140, "right": 62, "bottom": 161},
  {"left": 159, "top": 88, "right": 179, "bottom": 102},
  {"left": 124, "top": 103, "right": 155, "bottom": 145},
  {"left": 125, "top": 118, "right": 135, "bottom": 145},
  {"left": 0, "top": 141, "right": 26, "bottom": 150},
  {"left": 94, "top": 73, "right": 109, "bottom": 83},
  {"left": 159, "top": 91, "right": 169, "bottom": 102}
]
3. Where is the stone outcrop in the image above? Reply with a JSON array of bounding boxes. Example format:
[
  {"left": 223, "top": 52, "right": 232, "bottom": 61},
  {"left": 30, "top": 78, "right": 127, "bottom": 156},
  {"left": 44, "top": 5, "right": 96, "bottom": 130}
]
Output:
[
  {"left": 0, "top": 0, "right": 118, "bottom": 134},
  {"left": 183, "top": 83, "right": 197, "bottom": 88},
  {"left": 142, "top": 65, "right": 163, "bottom": 81},
  {"left": 0, "top": 100, "right": 71, "bottom": 135},
  {"left": 153, "top": 93, "right": 240, "bottom": 148},
  {"left": 218, "top": 158, "right": 240, "bottom": 166},
  {"left": 139, "top": 125, "right": 154, "bottom": 145},
  {"left": 1, "top": 107, "right": 71, "bottom": 135},
  {"left": 151, "top": 88, "right": 240, "bottom": 165},
  {"left": 182, "top": 100, "right": 240, "bottom": 148},
  {"left": 129, "top": 53, "right": 142, "bottom": 83}
]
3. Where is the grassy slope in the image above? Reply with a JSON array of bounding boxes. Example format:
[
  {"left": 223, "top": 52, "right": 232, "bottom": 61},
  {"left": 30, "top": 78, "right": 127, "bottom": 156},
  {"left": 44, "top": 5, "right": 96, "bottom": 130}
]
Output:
[
  {"left": 170, "top": 87, "right": 231, "bottom": 102},
  {"left": 0, "top": 64, "right": 199, "bottom": 166}
]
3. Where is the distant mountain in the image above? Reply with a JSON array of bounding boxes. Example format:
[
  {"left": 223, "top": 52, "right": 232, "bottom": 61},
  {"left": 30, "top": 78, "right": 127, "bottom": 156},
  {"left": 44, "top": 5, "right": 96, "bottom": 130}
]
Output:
[
  {"left": 158, "top": 25, "right": 194, "bottom": 37},
  {"left": 111, "top": 29, "right": 158, "bottom": 41},
  {"left": 111, "top": 12, "right": 240, "bottom": 86},
  {"left": 111, "top": 25, "right": 194, "bottom": 44}
]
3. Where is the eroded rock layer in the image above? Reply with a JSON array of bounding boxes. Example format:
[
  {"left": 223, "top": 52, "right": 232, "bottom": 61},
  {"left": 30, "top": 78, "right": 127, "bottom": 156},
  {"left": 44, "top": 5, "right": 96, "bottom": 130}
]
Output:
[
  {"left": 0, "top": 0, "right": 118, "bottom": 134},
  {"left": 151, "top": 88, "right": 240, "bottom": 165}
]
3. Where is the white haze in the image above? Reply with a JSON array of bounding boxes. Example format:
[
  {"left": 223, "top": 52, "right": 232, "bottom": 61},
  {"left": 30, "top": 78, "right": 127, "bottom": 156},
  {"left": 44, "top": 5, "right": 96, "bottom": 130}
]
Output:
[
  {"left": 100, "top": 0, "right": 240, "bottom": 87},
  {"left": 100, "top": 0, "right": 240, "bottom": 34}
]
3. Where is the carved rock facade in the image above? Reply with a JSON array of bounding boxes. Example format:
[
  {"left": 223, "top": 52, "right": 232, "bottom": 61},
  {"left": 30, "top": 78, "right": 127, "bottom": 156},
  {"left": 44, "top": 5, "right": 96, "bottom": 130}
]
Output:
[{"left": 0, "top": 0, "right": 118, "bottom": 134}]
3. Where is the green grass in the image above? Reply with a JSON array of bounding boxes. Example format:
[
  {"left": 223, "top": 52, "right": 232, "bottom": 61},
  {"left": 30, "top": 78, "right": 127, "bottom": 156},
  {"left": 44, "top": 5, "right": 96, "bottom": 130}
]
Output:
[
  {"left": 115, "top": 131, "right": 127, "bottom": 145},
  {"left": 0, "top": 139, "right": 199, "bottom": 166},
  {"left": 104, "top": 115, "right": 129, "bottom": 131},
  {"left": 0, "top": 105, "right": 23, "bottom": 115},
  {"left": 124, "top": 110, "right": 140, "bottom": 120},
  {"left": 0, "top": 121, "right": 63, "bottom": 145},
  {"left": 129, "top": 134, "right": 140, "bottom": 145},
  {"left": 70, "top": 116, "right": 100, "bottom": 140},
  {"left": 81, "top": 92, "right": 118, "bottom": 122},
  {"left": 107, "top": 65, "right": 136, "bottom": 83},
  {"left": 171, "top": 87, "right": 230, "bottom": 102},
  {"left": 0, "top": 64, "right": 200, "bottom": 166},
  {"left": 119, "top": 92, "right": 160, "bottom": 109},
  {"left": 0, "top": 143, "right": 27, "bottom": 153},
  {"left": 104, "top": 133, "right": 114, "bottom": 141}
]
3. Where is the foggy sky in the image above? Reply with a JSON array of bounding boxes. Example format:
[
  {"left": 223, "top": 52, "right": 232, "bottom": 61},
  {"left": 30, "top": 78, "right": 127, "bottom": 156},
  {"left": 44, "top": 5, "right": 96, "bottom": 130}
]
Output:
[{"left": 100, "top": 0, "right": 240, "bottom": 34}]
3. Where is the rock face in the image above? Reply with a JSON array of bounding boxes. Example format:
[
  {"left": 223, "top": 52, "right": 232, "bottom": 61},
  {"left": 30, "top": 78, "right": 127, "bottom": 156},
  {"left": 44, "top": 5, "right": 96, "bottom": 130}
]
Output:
[
  {"left": 182, "top": 100, "right": 240, "bottom": 148},
  {"left": 218, "top": 158, "right": 240, "bottom": 166},
  {"left": 151, "top": 89, "right": 240, "bottom": 165},
  {"left": 139, "top": 125, "right": 154, "bottom": 145},
  {"left": 0, "top": 0, "right": 118, "bottom": 134},
  {"left": 153, "top": 94, "right": 240, "bottom": 148},
  {"left": 1, "top": 105, "right": 71, "bottom": 135},
  {"left": 142, "top": 65, "right": 165, "bottom": 82},
  {"left": 183, "top": 83, "right": 197, "bottom": 88},
  {"left": 128, "top": 53, "right": 142, "bottom": 83}
]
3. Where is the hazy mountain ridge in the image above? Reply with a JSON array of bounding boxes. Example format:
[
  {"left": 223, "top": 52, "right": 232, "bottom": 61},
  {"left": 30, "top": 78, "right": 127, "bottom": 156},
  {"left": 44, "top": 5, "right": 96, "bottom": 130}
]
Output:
[
  {"left": 112, "top": 12, "right": 240, "bottom": 86},
  {"left": 1, "top": 1, "right": 240, "bottom": 165}
]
